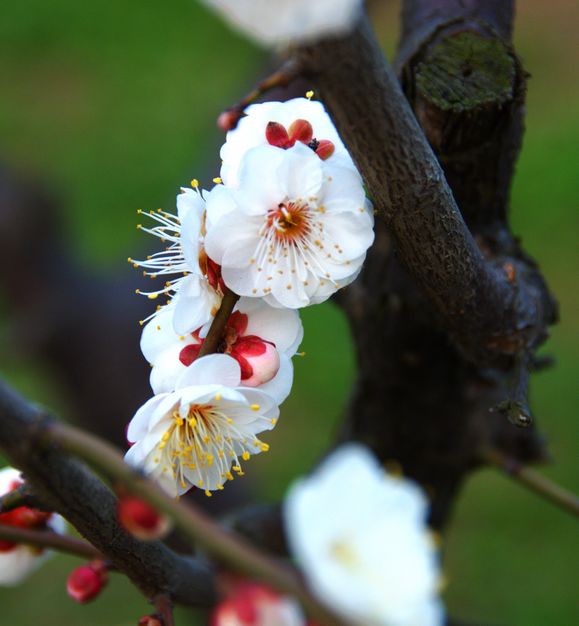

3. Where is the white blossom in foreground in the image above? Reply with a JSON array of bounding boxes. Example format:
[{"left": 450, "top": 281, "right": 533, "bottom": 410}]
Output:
[
  {"left": 212, "top": 581, "right": 306, "bottom": 626},
  {"left": 284, "top": 444, "right": 444, "bottom": 626},
  {"left": 141, "top": 299, "right": 302, "bottom": 402},
  {"left": 220, "top": 97, "right": 355, "bottom": 188},
  {"left": 125, "top": 354, "right": 279, "bottom": 497},
  {"left": 203, "top": 0, "right": 363, "bottom": 48},
  {"left": 130, "top": 184, "right": 223, "bottom": 334},
  {"left": 0, "top": 467, "right": 66, "bottom": 586},
  {"left": 205, "top": 142, "right": 374, "bottom": 309}
]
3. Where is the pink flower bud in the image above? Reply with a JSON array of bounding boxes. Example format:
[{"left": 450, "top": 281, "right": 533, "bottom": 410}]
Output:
[
  {"left": 314, "top": 139, "right": 335, "bottom": 160},
  {"left": 138, "top": 616, "right": 163, "bottom": 626},
  {"left": 265, "top": 122, "right": 292, "bottom": 148},
  {"left": 218, "top": 109, "right": 242, "bottom": 132},
  {"left": 288, "top": 119, "right": 313, "bottom": 144},
  {"left": 117, "top": 496, "right": 171, "bottom": 541},
  {"left": 67, "top": 561, "right": 108, "bottom": 604},
  {"left": 212, "top": 582, "right": 304, "bottom": 626},
  {"left": 231, "top": 338, "right": 280, "bottom": 386}
]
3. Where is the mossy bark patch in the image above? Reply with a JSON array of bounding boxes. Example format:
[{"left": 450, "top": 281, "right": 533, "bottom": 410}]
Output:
[{"left": 416, "top": 32, "right": 515, "bottom": 112}]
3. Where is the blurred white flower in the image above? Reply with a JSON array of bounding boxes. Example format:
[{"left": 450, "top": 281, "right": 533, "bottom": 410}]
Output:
[
  {"left": 130, "top": 185, "right": 223, "bottom": 334},
  {"left": 205, "top": 143, "right": 374, "bottom": 309},
  {"left": 203, "top": 0, "right": 363, "bottom": 48},
  {"left": 212, "top": 581, "right": 306, "bottom": 626},
  {"left": 125, "top": 354, "right": 279, "bottom": 497},
  {"left": 220, "top": 97, "right": 355, "bottom": 188},
  {"left": 284, "top": 444, "right": 444, "bottom": 626},
  {"left": 0, "top": 467, "right": 66, "bottom": 587},
  {"left": 141, "top": 298, "right": 302, "bottom": 403}
]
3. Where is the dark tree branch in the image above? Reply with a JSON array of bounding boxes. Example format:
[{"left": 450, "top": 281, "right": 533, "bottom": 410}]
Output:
[
  {"left": 295, "top": 14, "right": 553, "bottom": 366},
  {"left": 0, "top": 379, "right": 216, "bottom": 608},
  {"left": 0, "top": 482, "right": 48, "bottom": 513},
  {"left": 0, "top": 525, "right": 103, "bottom": 560},
  {"left": 197, "top": 288, "right": 240, "bottom": 357}
]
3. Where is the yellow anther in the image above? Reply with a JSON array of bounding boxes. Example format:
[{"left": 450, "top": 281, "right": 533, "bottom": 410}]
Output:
[
  {"left": 297, "top": 351, "right": 306, "bottom": 357},
  {"left": 191, "top": 179, "right": 199, "bottom": 188},
  {"left": 306, "top": 90, "right": 314, "bottom": 100},
  {"left": 206, "top": 454, "right": 214, "bottom": 467},
  {"left": 135, "top": 289, "right": 141, "bottom": 294},
  {"left": 147, "top": 293, "right": 159, "bottom": 300},
  {"left": 271, "top": 418, "right": 277, "bottom": 425},
  {"left": 198, "top": 479, "right": 204, "bottom": 487},
  {"left": 162, "top": 432, "right": 170, "bottom": 442},
  {"left": 215, "top": 393, "right": 222, "bottom": 401},
  {"left": 226, "top": 472, "right": 234, "bottom": 481},
  {"left": 204, "top": 489, "right": 212, "bottom": 497},
  {"left": 212, "top": 177, "right": 222, "bottom": 184},
  {"left": 217, "top": 484, "right": 224, "bottom": 490},
  {"left": 242, "top": 451, "right": 250, "bottom": 461},
  {"left": 188, "top": 417, "right": 197, "bottom": 428},
  {"left": 250, "top": 404, "right": 260, "bottom": 411},
  {"left": 260, "top": 443, "right": 270, "bottom": 452}
]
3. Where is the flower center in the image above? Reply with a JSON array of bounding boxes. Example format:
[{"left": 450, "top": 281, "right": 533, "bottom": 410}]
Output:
[{"left": 267, "top": 202, "right": 311, "bottom": 244}]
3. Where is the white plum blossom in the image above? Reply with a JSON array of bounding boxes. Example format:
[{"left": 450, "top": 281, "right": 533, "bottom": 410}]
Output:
[
  {"left": 205, "top": 142, "right": 374, "bottom": 309},
  {"left": 125, "top": 354, "right": 280, "bottom": 497},
  {"left": 130, "top": 184, "right": 223, "bottom": 334},
  {"left": 141, "top": 298, "right": 302, "bottom": 403},
  {"left": 203, "top": 0, "right": 363, "bottom": 48},
  {"left": 212, "top": 581, "right": 306, "bottom": 626},
  {"left": 220, "top": 97, "right": 355, "bottom": 188},
  {"left": 0, "top": 467, "right": 67, "bottom": 587},
  {"left": 284, "top": 444, "right": 444, "bottom": 626}
]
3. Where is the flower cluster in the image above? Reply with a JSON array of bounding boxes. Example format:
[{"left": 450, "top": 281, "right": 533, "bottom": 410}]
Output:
[
  {"left": 127, "top": 96, "right": 374, "bottom": 498},
  {"left": 0, "top": 467, "right": 66, "bottom": 586}
]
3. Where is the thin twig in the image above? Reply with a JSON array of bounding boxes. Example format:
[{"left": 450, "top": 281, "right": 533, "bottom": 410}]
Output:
[
  {"left": 0, "top": 524, "right": 103, "bottom": 559},
  {"left": 197, "top": 288, "right": 240, "bottom": 357},
  {"left": 483, "top": 448, "right": 579, "bottom": 519},
  {"left": 218, "top": 60, "right": 300, "bottom": 130},
  {"left": 153, "top": 594, "right": 175, "bottom": 626},
  {"left": 490, "top": 350, "right": 533, "bottom": 427},
  {"left": 46, "top": 421, "right": 349, "bottom": 626}
]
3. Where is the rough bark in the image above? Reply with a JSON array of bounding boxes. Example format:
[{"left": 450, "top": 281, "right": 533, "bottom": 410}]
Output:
[
  {"left": 0, "top": 379, "right": 216, "bottom": 607},
  {"left": 293, "top": 5, "right": 556, "bottom": 528}
]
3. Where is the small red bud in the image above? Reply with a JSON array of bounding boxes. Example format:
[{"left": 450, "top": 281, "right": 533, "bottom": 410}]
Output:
[
  {"left": 314, "top": 139, "right": 335, "bottom": 160},
  {"left": 67, "top": 561, "right": 108, "bottom": 604},
  {"left": 288, "top": 119, "right": 313, "bottom": 144},
  {"left": 138, "top": 616, "right": 163, "bottom": 626},
  {"left": 0, "top": 539, "right": 17, "bottom": 553},
  {"left": 218, "top": 109, "right": 242, "bottom": 132},
  {"left": 265, "top": 122, "right": 291, "bottom": 148},
  {"left": 117, "top": 496, "right": 171, "bottom": 541}
]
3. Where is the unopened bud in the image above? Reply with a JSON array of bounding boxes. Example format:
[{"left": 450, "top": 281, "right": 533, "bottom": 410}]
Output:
[
  {"left": 117, "top": 496, "right": 171, "bottom": 541},
  {"left": 265, "top": 122, "right": 291, "bottom": 149},
  {"left": 233, "top": 339, "right": 280, "bottom": 386},
  {"left": 314, "top": 139, "right": 335, "bottom": 160},
  {"left": 67, "top": 561, "right": 108, "bottom": 604},
  {"left": 218, "top": 109, "right": 242, "bottom": 132},
  {"left": 288, "top": 119, "right": 313, "bottom": 144},
  {"left": 138, "top": 616, "right": 163, "bottom": 626}
]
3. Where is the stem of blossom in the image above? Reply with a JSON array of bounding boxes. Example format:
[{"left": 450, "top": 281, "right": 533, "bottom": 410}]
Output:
[
  {"left": 483, "top": 448, "right": 579, "bottom": 519},
  {"left": 153, "top": 594, "right": 175, "bottom": 626},
  {"left": 197, "top": 288, "right": 240, "bottom": 358},
  {"left": 219, "top": 60, "right": 299, "bottom": 130},
  {"left": 47, "top": 421, "right": 349, "bottom": 626},
  {"left": 0, "top": 525, "right": 103, "bottom": 559}
]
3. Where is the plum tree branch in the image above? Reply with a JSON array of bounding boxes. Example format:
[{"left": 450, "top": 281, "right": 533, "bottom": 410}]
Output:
[
  {"left": 483, "top": 448, "right": 579, "bottom": 519},
  {"left": 0, "top": 525, "right": 103, "bottom": 559},
  {"left": 0, "top": 378, "right": 348, "bottom": 626},
  {"left": 294, "top": 14, "right": 553, "bottom": 366}
]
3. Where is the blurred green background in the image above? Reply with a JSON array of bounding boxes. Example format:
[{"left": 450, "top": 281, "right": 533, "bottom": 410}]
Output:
[{"left": 0, "top": 0, "right": 577, "bottom": 624}]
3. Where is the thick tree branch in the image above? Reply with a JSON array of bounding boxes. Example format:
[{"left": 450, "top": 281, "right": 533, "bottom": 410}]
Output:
[
  {"left": 0, "top": 379, "right": 216, "bottom": 608},
  {"left": 295, "top": 14, "right": 552, "bottom": 366}
]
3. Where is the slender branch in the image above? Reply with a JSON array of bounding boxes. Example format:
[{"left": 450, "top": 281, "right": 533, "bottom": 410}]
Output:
[
  {"left": 483, "top": 449, "right": 579, "bottom": 519},
  {"left": 153, "top": 594, "right": 175, "bottom": 626},
  {"left": 490, "top": 351, "right": 532, "bottom": 427},
  {"left": 0, "top": 525, "right": 103, "bottom": 559},
  {"left": 218, "top": 60, "right": 300, "bottom": 130},
  {"left": 295, "top": 15, "right": 548, "bottom": 365},
  {"left": 197, "top": 288, "right": 240, "bottom": 357},
  {"left": 46, "top": 419, "right": 349, "bottom": 626}
]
